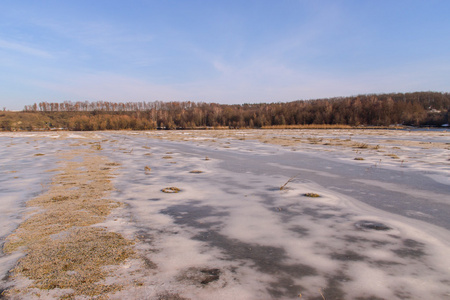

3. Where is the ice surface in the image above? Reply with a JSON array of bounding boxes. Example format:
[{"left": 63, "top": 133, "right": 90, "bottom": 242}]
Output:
[
  {"left": 1, "top": 130, "right": 449, "bottom": 299},
  {"left": 0, "top": 134, "right": 64, "bottom": 281}
]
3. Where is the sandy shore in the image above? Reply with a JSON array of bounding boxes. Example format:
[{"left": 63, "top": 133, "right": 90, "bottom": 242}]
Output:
[{"left": 1, "top": 129, "right": 449, "bottom": 299}]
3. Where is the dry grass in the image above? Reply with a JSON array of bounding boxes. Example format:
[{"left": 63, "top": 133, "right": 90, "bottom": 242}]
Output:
[
  {"left": 280, "top": 174, "right": 300, "bottom": 190},
  {"left": 261, "top": 124, "right": 352, "bottom": 129},
  {"left": 354, "top": 157, "right": 365, "bottom": 160},
  {"left": 89, "top": 142, "right": 102, "bottom": 150},
  {"left": 382, "top": 139, "right": 450, "bottom": 150},
  {"left": 307, "top": 137, "right": 323, "bottom": 144},
  {"left": 161, "top": 187, "right": 181, "bottom": 193},
  {"left": 145, "top": 166, "right": 152, "bottom": 173},
  {"left": 385, "top": 153, "right": 400, "bottom": 159},
  {"left": 11, "top": 227, "right": 133, "bottom": 296},
  {"left": 319, "top": 288, "right": 326, "bottom": 299},
  {"left": 3, "top": 148, "right": 135, "bottom": 298},
  {"left": 304, "top": 193, "right": 321, "bottom": 197},
  {"left": 353, "top": 142, "right": 369, "bottom": 149},
  {"left": 189, "top": 170, "right": 204, "bottom": 174}
]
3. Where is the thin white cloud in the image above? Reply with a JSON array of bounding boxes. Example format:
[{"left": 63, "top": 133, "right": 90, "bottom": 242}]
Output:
[
  {"left": 0, "top": 38, "right": 52, "bottom": 58},
  {"left": 30, "top": 71, "right": 184, "bottom": 102},
  {"left": 28, "top": 18, "right": 154, "bottom": 54},
  {"left": 28, "top": 55, "right": 449, "bottom": 106}
]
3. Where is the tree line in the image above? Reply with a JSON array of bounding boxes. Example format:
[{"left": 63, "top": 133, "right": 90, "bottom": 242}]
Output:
[{"left": 7, "top": 91, "right": 450, "bottom": 131}]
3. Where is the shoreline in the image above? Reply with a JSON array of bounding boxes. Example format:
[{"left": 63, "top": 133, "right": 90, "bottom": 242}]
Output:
[{"left": 0, "top": 124, "right": 449, "bottom": 132}]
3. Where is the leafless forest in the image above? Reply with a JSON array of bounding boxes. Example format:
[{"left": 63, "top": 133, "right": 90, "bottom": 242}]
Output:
[{"left": 2, "top": 92, "right": 449, "bottom": 131}]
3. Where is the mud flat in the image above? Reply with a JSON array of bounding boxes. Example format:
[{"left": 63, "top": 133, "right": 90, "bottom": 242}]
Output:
[{"left": 1, "top": 129, "right": 449, "bottom": 299}]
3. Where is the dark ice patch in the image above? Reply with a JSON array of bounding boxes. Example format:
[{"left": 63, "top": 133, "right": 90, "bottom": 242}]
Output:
[
  {"left": 177, "top": 267, "right": 221, "bottom": 286},
  {"left": 160, "top": 202, "right": 228, "bottom": 229},
  {"left": 392, "top": 239, "right": 426, "bottom": 258},
  {"left": 267, "top": 276, "right": 303, "bottom": 299},
  {"left": 156, "top": 292, "right": 190, "bottom": 300},
  {"left": 355, "top": 220, "right": 391, "bottom": 231},
  {"left": 161, "top": 202, "right": 317, "bottom": 298},
  {"left": 355, "top": 296, "right": 386, "bottom": 300},
  {"left": 199, "top": 268, "right": 221, "bottom": 284},
  {"left": 331, "top": 250, "right": 367, "bottom": 261},
  {"left": 289, "top": 225, "right": 309, "bottom": 237},
  {"left": 303, "top": 207, "right": 336, "bottom": 219},
  {"left": 320, "top": 272, "right": 350, "bottom": 300}
]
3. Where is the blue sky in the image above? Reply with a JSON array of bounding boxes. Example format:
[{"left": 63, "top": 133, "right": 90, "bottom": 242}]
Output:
[{"left": 1, "top": 0, "right": 449, "bottom": 110}]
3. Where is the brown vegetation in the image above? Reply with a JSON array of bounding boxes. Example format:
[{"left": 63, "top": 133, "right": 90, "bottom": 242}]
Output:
[
  {"left": 3, "top": 149, "right": 135, "bottom": 298},
  {"left": 189, "top": 170, "right": 204, "bottom": 174},
  {"left": 1, "top": 92, "right": 448, "bottom": 131},
  {"left": 304, "top": 193, "right": 321, "bottom": 198},
  {"left": 161, "top": 187, "right": 181, "bottom": 193}
]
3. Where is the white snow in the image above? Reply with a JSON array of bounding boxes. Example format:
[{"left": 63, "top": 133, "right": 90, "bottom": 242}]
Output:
[{"left": 1, "top": 129, "right": 449, "bottom": 299}]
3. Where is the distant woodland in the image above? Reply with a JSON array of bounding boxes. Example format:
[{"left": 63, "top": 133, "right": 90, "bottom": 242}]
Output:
[{"left": 1, "top": 92, "right": 449, "bottom": 131}]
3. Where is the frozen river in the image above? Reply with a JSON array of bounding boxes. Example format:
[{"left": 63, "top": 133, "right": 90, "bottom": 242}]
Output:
[{"left": 1, "top": 129, "right": 449, "bottom": 299}]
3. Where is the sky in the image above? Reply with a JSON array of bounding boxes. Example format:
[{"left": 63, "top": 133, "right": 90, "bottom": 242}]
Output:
[{"left": 1, "top": 0, "right": 449, "bottom": 110}]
